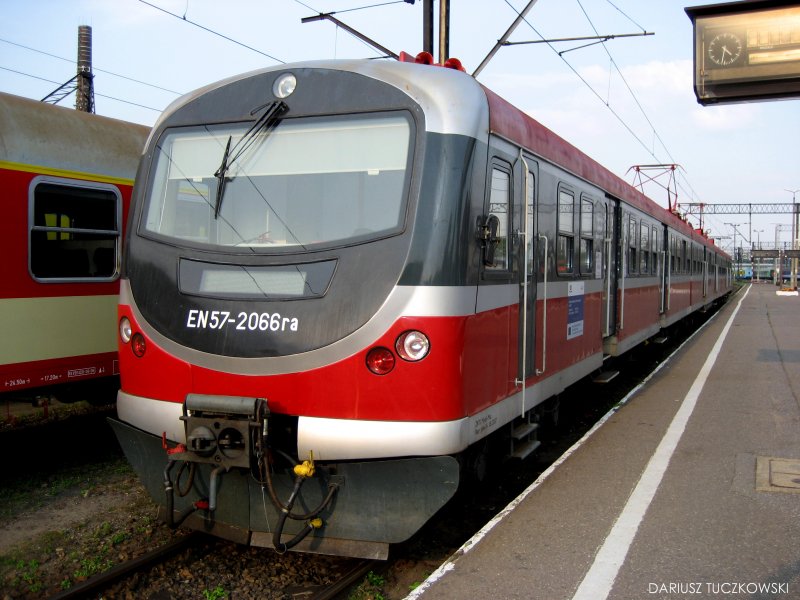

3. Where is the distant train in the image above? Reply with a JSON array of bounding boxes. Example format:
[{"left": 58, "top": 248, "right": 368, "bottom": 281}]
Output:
[
  {"left": 0, "top": 92, "right": 148, "bottom": 402},
  {"left": 110, "top": 56, "right": 731, "bottom": 559}
]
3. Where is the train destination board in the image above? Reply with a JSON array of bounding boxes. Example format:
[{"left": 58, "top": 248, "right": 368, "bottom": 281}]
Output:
[{"left": 686, "top": 0, "right": 800, "bottom": 104}]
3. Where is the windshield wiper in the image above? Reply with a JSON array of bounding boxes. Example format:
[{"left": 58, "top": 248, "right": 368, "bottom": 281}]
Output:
[{"left": 213, "top": 100, "right": 288, "bottom": 219}]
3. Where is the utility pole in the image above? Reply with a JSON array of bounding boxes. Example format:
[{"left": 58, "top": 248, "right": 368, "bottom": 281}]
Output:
[
  {"left": 438, "top": 0, "right": 450, "bottom": 63},
  {"left": 786, "top": 189, "right": 800, "bottom": 290},
  {"left": 76, "top": 25, "right": 94, "bottom": 113},
  {"left": 725, "top": 222, "right": 748, "bottom": 279},
  {"left": 423, "top": 0, "right": 434, "bottom": 55},
  {"left": 41, "top": 25, "right": 95, "bottom": 110}
]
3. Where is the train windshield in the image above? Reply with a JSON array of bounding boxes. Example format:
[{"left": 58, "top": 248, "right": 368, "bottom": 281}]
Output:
[{"left": 142, "top": 112, "right": 412, "bottom": 251}]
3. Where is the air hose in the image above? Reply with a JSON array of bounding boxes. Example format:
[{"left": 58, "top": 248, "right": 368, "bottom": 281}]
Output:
[
  {"left": 266, "top": 455, "right": 340, "bottom": 554},
  {"left": 260, "top": 453, "right": 339, "bottom": 520},
  {"left": 163, "top": 460, "right": 208, "bottom": 528}
]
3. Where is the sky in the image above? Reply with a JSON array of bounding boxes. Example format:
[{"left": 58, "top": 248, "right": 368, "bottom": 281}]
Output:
[{"left": 2, "top": 0, "right": 799, "bottom": 251}]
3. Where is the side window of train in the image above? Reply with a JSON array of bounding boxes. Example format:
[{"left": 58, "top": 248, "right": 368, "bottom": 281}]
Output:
[
  {"left": 579, "top": 196, "right": 594, "bottom": 276},
  {"left": 627, "top": 216, "right": 638, "bottom": 275},
  {"left": 526, "top": 171, "right": 535, "bottom": 276},
  {"left": 682, "top": 240, "right": 689, "bottom": 273},
  {"left": 652, "top": 226, "right": 659, "bottom": 275},
  {"left": 29, "top": 178, "right": 121, "bottom": 281},
  {"left": 557, "top": 187, "right": 574, "bottom": 275},
  {"left": 485, "top": 165, "right": 511, "bottom": 271},
  {"left": 640, "top": 222, "right": 650, "bottom": 273}
]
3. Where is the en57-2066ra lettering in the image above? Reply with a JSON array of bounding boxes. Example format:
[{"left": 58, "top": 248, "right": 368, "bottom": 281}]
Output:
[{"left": 186, "top": 309, "right": 299, "bottom": 333}]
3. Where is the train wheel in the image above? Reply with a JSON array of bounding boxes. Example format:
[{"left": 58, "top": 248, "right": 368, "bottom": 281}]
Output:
[{"left": 458, "top": 436, "right": 495, "bottom": 490}]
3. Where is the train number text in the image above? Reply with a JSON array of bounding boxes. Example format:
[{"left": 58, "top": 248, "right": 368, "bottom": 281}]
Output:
[{"left": 186, "top": 309, "right": 299, "bottom": 333}]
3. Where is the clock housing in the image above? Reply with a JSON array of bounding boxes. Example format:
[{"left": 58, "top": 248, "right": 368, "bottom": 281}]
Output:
[{"left": 686, "top": 0, "right": 800, "bottom": 104}]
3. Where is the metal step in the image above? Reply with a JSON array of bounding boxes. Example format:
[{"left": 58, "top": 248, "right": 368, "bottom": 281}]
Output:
[
  {"left": 510, "top": 439, "right": 542, "bottom": 460},
  {"left": 511, "top": 421, "right": 538, "bottom": 440},
  {"left": 508, "top": 417, "right": 541, "bottom": 460},
  {"left": 653, "top": 336, "right": 668, "bottom": 344},
  {"left": 593, "top": 370, "right": 619, "bottom": 383}
]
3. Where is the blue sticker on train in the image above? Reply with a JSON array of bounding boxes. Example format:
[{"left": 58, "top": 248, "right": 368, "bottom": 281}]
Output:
[{"left": 567, "top": 281, "right": 584, "bottom": 340}]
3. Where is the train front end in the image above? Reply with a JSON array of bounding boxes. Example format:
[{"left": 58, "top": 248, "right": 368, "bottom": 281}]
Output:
[{"left": 111, "top": 60, "right": 488, "bottom": 559}]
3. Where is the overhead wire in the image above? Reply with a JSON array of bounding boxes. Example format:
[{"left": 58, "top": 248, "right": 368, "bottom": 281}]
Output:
[
  {"left": 0, "top": 37, "right": 183, "bottom": 96},
  {"left": 502, "top": 0, "right": 706, "bottom": 223},
  {"left": 291, "top": 0, "right": 403, "bottom": 58},
  {"left": 577, "top": 0, "right": 703, "bottom": 210},
  {"left": 0, "top": 65, "right": 166, "bottom": 112},
  {"left": 137, "top": 0, "right": 285, "bottom": 64}
]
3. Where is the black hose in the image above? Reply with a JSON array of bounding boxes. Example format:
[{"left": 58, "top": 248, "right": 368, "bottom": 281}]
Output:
[
  {"left": 273, "top": 519, "right": 320, "bottom": 554},
  {"left": 272, "top": 476, "right": 304, "bottom": 553},
  {"left": 175, "top": 461, "right": 195, "bottom": 497},
  {"left": 163, "top": 460, "right": 204, "bottom": 528},
  {"left": 260, "top": 453, "right": 339, "bottom": 519}
]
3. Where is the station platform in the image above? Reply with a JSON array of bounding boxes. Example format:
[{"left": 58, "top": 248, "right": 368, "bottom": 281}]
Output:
[{"left": 410, "top": 282, "right": 800, "bottom": 600}]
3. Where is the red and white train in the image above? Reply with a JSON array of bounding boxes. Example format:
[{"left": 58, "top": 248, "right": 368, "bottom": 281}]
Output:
[
  {"left": 110, "top": 57, "right": 731, "bottom": 559},
  {"left": 0, "top": 92, "right": 148, "bottom": 402}
]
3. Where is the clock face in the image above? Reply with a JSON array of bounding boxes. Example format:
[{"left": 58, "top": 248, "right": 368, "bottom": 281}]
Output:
[{"left": 708, "top": 32, "right": 743, "bottom": 67}]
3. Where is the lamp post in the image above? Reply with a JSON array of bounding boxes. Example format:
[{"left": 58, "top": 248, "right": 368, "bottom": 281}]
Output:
[
  {"left": 785, "top": 189, "right": 800, "bottom": 290},
  {"left": 754, "top": 229, "right": 764, "bottom": 281},
  {"left": 725, "top": 222, "right": 748, "bottom": 279}
]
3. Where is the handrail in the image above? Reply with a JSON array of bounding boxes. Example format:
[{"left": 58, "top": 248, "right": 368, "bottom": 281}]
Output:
[
  {"left": 604, "top": 237, "right": 612, "bottom": 336},
  {"left": 536, "top": 233, "right": 548, "bottom": 376},
  {"left": 516, "top": 152, "right": 530, "bottom": 417},
  {"left": 620, "top": 238, "right": 626, "bottom": 331}
]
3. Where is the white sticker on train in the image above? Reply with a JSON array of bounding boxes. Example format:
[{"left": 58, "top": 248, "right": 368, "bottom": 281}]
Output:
[{"left": 186, "top": 309, "right": 299, "bottom": 332}]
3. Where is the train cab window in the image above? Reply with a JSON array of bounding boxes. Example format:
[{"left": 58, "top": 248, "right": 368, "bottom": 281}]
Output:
[
  {"left": 627, "top": 216, "right": 638, "bottom": 275},
  {"left": 143, "top": 113, "right": 413, "bottom": 251},
  {"left": 486, "top": 166, "right": 511, "bottom": 271},
  {"left": 640, "top": 224, "right": 650, "bottom": 273},
  {"left": 579, "top": 197, "right": 593, "bottom": 275},
  {"left": 557, "top": 189, "right": 574, "bottom": 274},
  {"left": 29, "top": 180, "right": 121, "bottom": 281}
]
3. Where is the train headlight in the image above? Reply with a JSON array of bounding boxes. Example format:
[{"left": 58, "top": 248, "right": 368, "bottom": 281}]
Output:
[
  {"left": 366, "top": 347, "right": 395, "bottom": 375},
  {"left": 273, "top": 73, "right": 297, "bottom": 98},
  {"left": 395, "top": 330, "right": 430, "bottom": 361},
  {"left": 119, "top": 317, "right": 132, "bottom": 343}
]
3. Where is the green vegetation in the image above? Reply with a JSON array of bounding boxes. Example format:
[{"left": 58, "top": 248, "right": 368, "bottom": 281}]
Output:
[
  {"left": 203, "top": 585, "right": 229, "bottom": 600},
  {"left": 348, "top": 570, "right": 387, "bottom": 600}
]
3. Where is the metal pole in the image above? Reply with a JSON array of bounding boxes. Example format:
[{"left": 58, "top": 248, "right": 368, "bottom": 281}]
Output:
[
  {"left": 423, "top": 0, "right": 434, "bottom": 55},
  {"left": 76, "top": 25, "right": 94, "bottom": 113},
  {"left": 301, "top": 13, "right": 398, "bottom": 59},
  {"left": 789, "top": 200, "right": 800, "bottom": 290},
  {"left": 438, "top": 0, "right": 449, "bottom": 63},
  {"left": 473, "top": 0, "right": 540, "bottom": 77}
]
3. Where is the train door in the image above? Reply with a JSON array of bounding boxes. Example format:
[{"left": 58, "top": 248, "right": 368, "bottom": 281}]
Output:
[
  {"left": 602, "top": 197, "right": 621, "bottom": 338},
  {"left": 477, "top": 156, "right": 518, "bottom": 403},
  {"left": 518, "top": 155, "right": 538, "bottom": 380},
  {"left": 660, "top": 224, "right": 669, "bottom": 313}
]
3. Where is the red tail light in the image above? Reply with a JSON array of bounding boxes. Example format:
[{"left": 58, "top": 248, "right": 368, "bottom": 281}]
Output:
[
  {"left": 131, "top": 333, "right": 147, "bottom": 357},
  {"left": 366, "top": 347, "right": 395, "bottom": 375}
]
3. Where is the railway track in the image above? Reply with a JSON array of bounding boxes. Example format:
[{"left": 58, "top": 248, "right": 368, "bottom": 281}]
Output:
[
  {"left": 47, "top": 527, "right": 378, "bottom": 600},
  {"left": 0, "top": 307, "right": 723, "bottom": 600}
]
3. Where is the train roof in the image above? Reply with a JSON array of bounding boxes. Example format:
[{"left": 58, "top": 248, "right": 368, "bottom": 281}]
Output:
[
  {"left": 155, "top": 58, "right": 489, "bottom": 141},
  {"left": 156, "top": 60, "right": 727, "bottom": 257},
  {"left": 482, "top": 87, "right": 725, "bottom": 253},
  {"left": 0, "top": 91, "right": 149, "bottom": 184}
]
